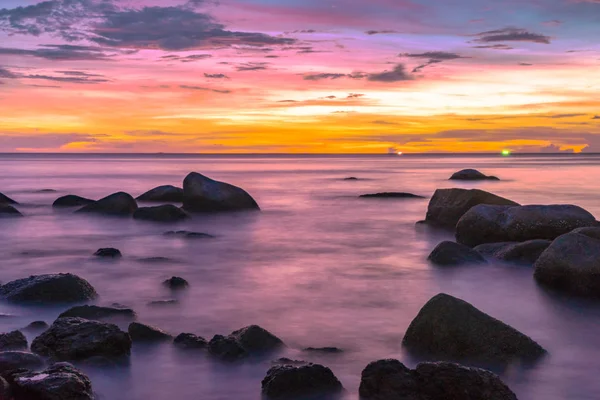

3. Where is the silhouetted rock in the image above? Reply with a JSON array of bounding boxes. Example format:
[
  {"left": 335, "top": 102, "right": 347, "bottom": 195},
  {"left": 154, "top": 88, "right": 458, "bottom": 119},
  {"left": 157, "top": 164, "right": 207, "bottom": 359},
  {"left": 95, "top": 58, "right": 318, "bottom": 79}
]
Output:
[
  {"left": 262, "top": 363, "right": 343, "bottom": 399},
  {"left": 183, "top": 172, "right": 259, "bottom": 212},
  {"left": 174, "top": 333, "right": 207, "bottom": 349},
  {"left": 456, "top": 204, "right": 597, "bottom": 247},
  {"left": 76, "top": 191, "right": 138, "bottom": 216},
  {"left": 31, "top": 318, "right": 131, "bottom": 361},
  {"left": 23, "top": 321, "right": 49, "bottom": 332},
  {"left": 133, "top": 205, "right": 189, "bottom": 222},
  {"left": 0, "top": 352, "right": 44, "bottom": 374},
  {"left": 0, "top": 376, "right": 9, "bottom": 399},
  {"left": 128, "top": 322, "right": 171, "bottom": 342},
  {"left": 0, "top": 331, "right": 27, "bottom": 351},
  {"left": 53, "top": 195, "right": 95, "bottom": 208},
  {"left": 93, "top": 248, "right": 122, "bottom": 258},
  {"left": 303, "top": 347, "right": 343, "bottom": 354},
  {"left": 343, "top": 177, "right": 359, "bottom": 181},
  {"left": 163, "top": 276, "right": 189, "bottom": 289},
  {"left": 36, "top": 189, "right": 57, "bottom": 193},
  {"left": 208, "top": 335, "right": 247, "bottom": 360},
  {"left": 164, "top": 230, "right": 215, "bottom": 239},
  {"left": 58, "top": 305, "right": 136, "bottom": 321},
  {"left": 147, "top": 299, "right": 179, "bottom": 307},
  {"left": 12, "top": 362, "right": 93, "bottom": 400},
  {"left": 450, "top": 169, "right": 499, "bottom": 181},
  {"left": 0, "top": 204, "right": 22, "bottom": 217},
  {"left": 136, "top": 185, "right": 184, "bottom": 202},
  {"left": 359, "top": 359, "right": 517, "bottom": 400},
  {"left": 0, "top": 274, "right": 97, "bottom": 304},
  {"left": 473, "top": 242, "right": 515, "bottom": 257},
  {"left": 208, "top": 325, "right": 284, "bottom": 361},
  {"left": 428, "top": 241, "right": 487, "bottom": 266},
  {"left": 476, "top": 240, "right": 551, "bottom": 265},
  {"left": 0, "top": 192, "right": 17, "bottom": 205},
  {"left": 402, "top": 293, "right": 545, "bottom": 363},
  {"left": 359, "top": 192, "right": 425, "bottom": 199},
  {"left": 425, "top": 188, "right": 518, "bottom": 228}
]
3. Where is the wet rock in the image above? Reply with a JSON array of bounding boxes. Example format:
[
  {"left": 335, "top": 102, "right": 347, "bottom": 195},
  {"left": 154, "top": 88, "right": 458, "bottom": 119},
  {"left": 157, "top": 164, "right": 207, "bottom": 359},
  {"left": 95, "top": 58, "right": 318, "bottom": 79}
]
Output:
[
  {"left": 147, "top": 299, "right": 179, "bottom": 307},
  {"left": 208, "top": 325, "right": 284, "bottom": 361},
  {"left": 163, "top": 276, "right": 189, "bottom": 289},
  {"left": 303, "top": 347, "right": 343, "bottom": 354},
  {"left": 456, "top": 204, "right": 597, "bottom": 247},
  {"left": 58, "top": 305, "right": 136, "bottom": 321},
  {"left": 359, "top": 359, "right": 517, "bottom": 400},
  {"left": 138, "top": 256, "right": 172, "bottom": 263},
  {"left": 0, "top": 274, "right": 97, "bottom": 304},
  {"left": 571, "top": 226, "right": 600, "bottom": 240},
  {"left": 173, "top": 333, "right": 207, "bottom": 349},
  {"left": 477, "top": 240, "right": 551, "bottom": 265},
  {"left": 427, "top": 241, "right": 487, "bottom": 266},
  {"left": 449, "top": 169, "right": 499, "bottom": 181},
  {"left": 0, "top": 331, "right": 27, "bottom": 351},
  {"left": 52, "top": 195, "right": 95, "bottom": 208},
  {"left": 136, "top": 185, "right": 184, "bottom": 203},
  {"left": 208, "top": 335, "right": 247, "bottom": 360},
  {"left": 0, "top": 192, "right": 17, "bottom": 205},
  {"left": 0, "top": 376, "right": 9, "bottom": 399},
  {"left": 359, "top": 192, "right": 425, "bottom": 199},
  {"left": 182, "top": 172, "right": 260, "bottom": 212},
  {"left": 343, "top": 177, "right": 359, "bottom": 181},
  {"left": 534, "top": 229, "right": 600, "bottom": 298},
  {"left": 76, "top": 191, "right": 138, "bottom": 216},
  {"left": 12, "top": 362, "right": 93, "bottom": 400},
  {"left": 0, "top": 352, "right": 45, "bottom": 374},
  {"left": 31, "top": 317, "right": 131, "bottom": 361},
  {"left": 402, "top": 293, "right": 546, "bottom": 363},
  {"left": 272, "top": 358, "right": 307, "bottom": 366},
  {"left": 128, "top": 322, "right": 172, "bottom": 342},
  {"left": 36, "top": 189, "right": 57, "bottom": 193},
  {"left": 23, "top": 321, "right": 49, "bottom": 333},
  {"left": 262, "top": 363, "right": 343, "bottom": 399},
  {"left": 472, "top": 242, "right": 515, "bottom": 257},
  {"left": 133, "top": 205, "right": 189, "bottom": 223},
  {"left": 164, "top": 230, "right": 215, "bottom": 239},
  {"left": 93, "top": 248, "right": 122, "bottom": 258},
  {"left": 0, "top": 204, "right": 22, "bottom": 217},
  {"left": 425, "top": 188, "right": 518, "bottom": 229}
]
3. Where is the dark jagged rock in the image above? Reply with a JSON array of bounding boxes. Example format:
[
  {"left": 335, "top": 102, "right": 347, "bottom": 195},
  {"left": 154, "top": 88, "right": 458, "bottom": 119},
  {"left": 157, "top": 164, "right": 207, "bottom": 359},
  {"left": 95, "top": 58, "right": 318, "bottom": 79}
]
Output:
[
  {"left": 0, "top": 192, "right": 17, "bottom": 205},
  {"left": 31, "top": 317, "right": 131, "bottom": 361},
  {"left": 23, "top": 321, "right": 49, "bottom": 332},
  {"left": 52, "top": 195, "right": 95, "bottom": 208},
  {"left": 359, "top": 359, "right": 517, "bottom": 400},
  {"left": 0, "top": 274, "right": 97, "bottom": 304},
  {"left": 58, "top": 305, "right": 136, "bottom": 321},
  {"left": 0, "top": 352, "right": 44, "bottom": 374},
  {"left": 128, "top": 322, "right": 172, "bottom": 342},
  {"left": 424, "top": 188, "right": 518, "bottom": 229},
  {"left": 76, "top": 192, "right": 138, "bottom": 216},
  {"left": 133, "top": 205, "right": 189, "bottom": 223},
  {"left": 147, "top": 299, "right": 178, "bottom": 307},
  {"left": 182, "top": 172, "right": 260, "bottom": 212},
  {"left": 456, "top": 204, "right": 597, "bottom": 247},
  {"left": 208, "top": 335, "right": 247, "bottom": 360},
  {"left": 93, "top": 248, "right": 122, "bottom": 258},
  {"left": 0, "top": 331, "right": 27, "bottom": 351},
  {"left": 428, "top": 241, "right": 487, "bottom": 266},
  {"left": 12, "top": 362, "right": 94, "bottom": 400},
  {"left": 164, "top": 231, "right": 215, "bottom": 239},
  {"left": 303, "top": 347, "right": 343, "bottom": 354},
  {"left": 449, "top": 169, "right": 500, "bottom": 181},
  {"left": 0, "top": 204, "right": 22, "bottom": 217},
  {"left": 477, "top": 240, "right": 551, "bottom": 265},
  {"left": 208, "top": 325, "right": 284, "bottom": 361},
  {"left": 359, "top": 192, "right": 425, "bottom": 199},
  {"left": 262, "top": 363, "right": 343, "bottom": 399},
  {"left": 163, "top": 276, "right": 189, "bottom": 289},
  {"left": 402, "top": 293, "right": 546, "bottom": 363},
  {"left": 173, "top": 333, "right": 207, "bottom": 349},
  {"left": 272, "top": 358, "right": 307, "bottom": 366},
  {"left": 136, "top": 185, "right": 184, "bottom": 203}
]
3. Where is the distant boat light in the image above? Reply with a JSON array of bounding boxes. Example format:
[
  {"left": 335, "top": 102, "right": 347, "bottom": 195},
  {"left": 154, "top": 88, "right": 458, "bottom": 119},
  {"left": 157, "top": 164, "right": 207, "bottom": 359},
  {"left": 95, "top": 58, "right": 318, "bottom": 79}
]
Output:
[
  {"left": 501, "top": 149, "right": 511, "bottom": 156},
  {"left": 397, "top": 151, "right": 403, "bottom": 155}
]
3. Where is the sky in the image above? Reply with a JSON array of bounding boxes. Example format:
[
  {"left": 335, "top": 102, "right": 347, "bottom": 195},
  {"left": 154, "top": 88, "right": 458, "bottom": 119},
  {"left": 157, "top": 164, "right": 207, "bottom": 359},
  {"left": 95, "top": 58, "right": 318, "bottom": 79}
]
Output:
[{"left": 0, "top": 0, "right": 599, "bottom": 153}]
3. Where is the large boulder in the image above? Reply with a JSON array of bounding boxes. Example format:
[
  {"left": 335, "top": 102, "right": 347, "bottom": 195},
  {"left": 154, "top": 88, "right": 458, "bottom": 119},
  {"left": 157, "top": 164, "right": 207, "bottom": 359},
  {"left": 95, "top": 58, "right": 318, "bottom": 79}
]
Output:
[
  {"left": 449, "top": 169, "right": 499, "bottom": 181},
  {"left": 12, "top": 362, "right": 93, "bottom": 400},
  {"left": 133, "top": 205, "right": 189, "bottom": 222},
  {"left": 128, "top": 322, "right": 172, "bottom": 342},
  {"left": 173, "top": 333, "right": 207, "bottom": 349},
  {"left": 534, "top": 229, "right": 600, "bottom": 297},
  {"left": 163, "top": 276, "right": 189, "bottom": 289},
  {"left": 476, "top": 240, "right": 551, "bottom": 265},
  {"left": 0, "top": 204, "right": 22, "bottom": 217},
  {"left": 428, "top": 241, "right": 487, "bottom": 266},
  {"left": 456, "top": 204, "right": 597, "bottom": 247},
  {"left": 424, "top": 189, "right": 518, "bottom": 229},
  {"left": 0, "top": 192, "right": 17, "bottom": 204},
  {"left": 182, "top": 172, "right": 259, "bottom": 212},
  {"left": 31, "top": 317, "right": 131, "bottom": 361},
  {"left": 0, "top": 352, "right": 44, "bottom": 374},
  {"left": 76, "top": 192, "right": 138, "bottom": 216},
  {"left": 359, "top": 359, "right": 517, "bottom": 400},
  {"left": 208, "top": 325, "right": 283, "bottom": 360},
  {"left": 0, "top": 274, "right": 97, "bottom": 304},
  {"left": 359, "top": 192, "right": 425, "bottom": 199},
  {"left": 52, "top": 195, "right": 94, "bottom": 208},
  {"left": 93, "top": 248, "right": 121, "bottom": 258},
  {"left": 136, "top": 185, "right": 184, "bottom": 202},
  {"left": 262, "top": 362, "right": 343, "bottom": 399},
  {"left": 58, "top": 305, "right": 136, "bottom": 321},
  {"left": 0, "top": 331, "right": 28, "bottom": 351},
  {"left": 402, "top": 293, "right": 545, "bottom": 363}
]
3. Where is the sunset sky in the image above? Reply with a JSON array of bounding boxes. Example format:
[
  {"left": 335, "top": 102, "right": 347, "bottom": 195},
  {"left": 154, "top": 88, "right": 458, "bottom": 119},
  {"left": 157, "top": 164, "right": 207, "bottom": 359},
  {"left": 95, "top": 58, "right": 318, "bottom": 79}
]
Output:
[{"left": 0, "top": 0, "right": 599, "bottom": 153}]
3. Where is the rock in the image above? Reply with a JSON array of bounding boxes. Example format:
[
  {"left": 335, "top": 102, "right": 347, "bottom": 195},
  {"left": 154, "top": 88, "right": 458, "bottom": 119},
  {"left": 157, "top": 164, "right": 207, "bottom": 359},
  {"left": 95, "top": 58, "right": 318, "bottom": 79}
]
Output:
[
  {"left": 425, "top": 189, "right": 518, "bottom": 229},
  {"left": 427, "top": 241, "right": 487, "bottom": 266},
  {"left": 163, "top": 276, "right": 189, "bottom": 289},
  {"left": 76, "top": 191, "right": 138, "bottom": 216},
  {"left": 164, "top": 231, "right": 215, "bottom": 239},
  {"left": 93, "top": 248, "right": 122, "bottom": 258},
  {"left": 534, "top": 229, "right": 600, "bottom": 297},
  {"left": 402, "top": 293, "right": 545, "bottom": 363},
  {"left": 0, "top": 331, "right": 27, "bottom": 351},
  {"left": 0, "top": 352, "right": 45, "bottom": 374},
  {"left": 58, "top": 305, "right": 136, "bottom": 321},
  {"left": 359, "top": 192, "right": 425, "bottom": 199},
  {"left": 0, "top": 376, "right": 9, "bottom": 399},
  {"left": 359, "top": 359, "right": 517, "bottom": 400},
  {"left": 303, "top": 347, "right": 343, "bottom": 354},
  {"left": 0, "top": 274, "right": 97, "bottom": 304},
  {"left": 182, "top": 172, "right": 259, "bottom": 212},
  {"left": 208, "top": 325, "right": 284, "bottom": 361},
  {"left": 0, "top": 192, "right": 17, "bottom": 205},
  {"left": 456, "top": 204, "right": 597, "bottom": 247},
  {"left": 473, "top": 242, "right": 515, "bottom": 257},
  {"left": 136, "top": 185, "right": 184, "bottom": 202},
  {"left": 207, "top": 335, "right": 247, "bottom": 360},
  {"left": 147, "top": 299, "right": 179, "bottom": 307},
  {"left": 128, "top": 322, "right": 172, "bottom": 342},
  {"left": 23, "top": 321, "right": 49, "bottom": 332},
  {"left": 272, "top": 358, "right": 307, "bottom": 366},
  {"left": 0, "top": 204, "right": 22, "bottom": 217},
  {"left": 262, "top": 363, "right": 343, "bottom": 399},
  {"left": 31, "top": 317, "right": 131, "bottom": 361},
  {"left": 36, "top": 189, "right": 57, "bottom": 193},
  {"left": 449, "top": 169, "right": 500, "bottom": 181},
  {"left": 343, "top": 177, "right": 359, "bottom": 181},
  {"left": 173, "top": 333, "right": 207, "bottom": 349},
  {"left": 138, "top": 256, "right": 172, "bottom": 263},
  {"left": 12, "top": 362, "right": 93, "bottom": 400},
  {"left": 481, "top": 240, "right": 551, "bottom": 265},
  {"left": 133, "top": 205, "right": 189, "bottom": 223},
  {"left": 52, "top": 195, "right": 95, "bottom": 208}
]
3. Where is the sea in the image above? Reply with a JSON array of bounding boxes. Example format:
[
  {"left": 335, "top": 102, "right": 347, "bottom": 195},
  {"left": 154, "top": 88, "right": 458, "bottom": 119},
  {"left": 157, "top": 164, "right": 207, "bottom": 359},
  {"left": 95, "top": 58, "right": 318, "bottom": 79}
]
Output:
[{"left": 1, "top": 153, "right": 600, "bottom": 400}]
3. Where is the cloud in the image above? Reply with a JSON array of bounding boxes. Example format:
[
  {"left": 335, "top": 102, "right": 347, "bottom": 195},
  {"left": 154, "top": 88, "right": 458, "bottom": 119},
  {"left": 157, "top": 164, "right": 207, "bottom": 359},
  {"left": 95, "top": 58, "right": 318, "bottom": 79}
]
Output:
[
  {"left": 519, "top": 63, "right": 533, "bottom": 66},
  {"left": 402, "top": 51, "right": 467, "bottom": 72},
  {"left": 539, "top": 144, "right": 573, "bottom": 153},
  {"left": 235, "top": 62, "right": 269, "bottom": 71},
  {"left": 160, "top": 54, "right": 212, "bottom": 62},
  {"left": 179, "top": 85, "right": 231, "bottom": 94},
  {"left": 303, "top": 73, "right": 347, "bottom": 81},
  {"left": 204, "top": 73, "right": 229, "bottom": 79},
  {"left": 548, "top": 113, "right": 586, "bottom": 118},
  {"left": 472, "top": 28, "right": 551, "bottom": 44},
  {"left": 0, "top": 66, "right": 18, "bottom": 79},
  {"left": 368, "top": 64, "right": 412, "bottom": 82},
  {"left": 472, "top": 44, "right": 514, "bottom": 50},
  {"left": 365, "top": 30, "right": 398, "bottom": 35},
  {"left": 372, "top": 120, "right": 399, "bottom": 125},
  {"left": 0, "top": 132, "right": 99, "bottom": 151},
  {"left": 542, "top": 20, "right": 562, "bottom": 27},
  {"left": 0, "top": 67, "right": 108, "bottom": 84},
  {"left": 592, "top": 116, "right": 600, "bottom": 119},
  {"left": 0, "top": 44, "right": 120, "bottom": 61}
]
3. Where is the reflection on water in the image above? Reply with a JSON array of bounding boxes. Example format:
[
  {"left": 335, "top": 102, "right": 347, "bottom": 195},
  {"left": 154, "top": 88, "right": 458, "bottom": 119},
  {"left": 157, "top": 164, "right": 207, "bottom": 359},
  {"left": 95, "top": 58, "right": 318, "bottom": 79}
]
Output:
[{"left": 1, "top": 154, "right": 600, "bottom": 399}]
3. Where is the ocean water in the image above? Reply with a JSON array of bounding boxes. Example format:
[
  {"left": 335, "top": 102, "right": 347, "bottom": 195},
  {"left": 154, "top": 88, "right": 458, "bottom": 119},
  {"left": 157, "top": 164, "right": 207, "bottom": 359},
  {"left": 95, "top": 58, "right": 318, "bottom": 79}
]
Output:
[{"left": 1, "top": 153, "right": 600, "bottom": 400}]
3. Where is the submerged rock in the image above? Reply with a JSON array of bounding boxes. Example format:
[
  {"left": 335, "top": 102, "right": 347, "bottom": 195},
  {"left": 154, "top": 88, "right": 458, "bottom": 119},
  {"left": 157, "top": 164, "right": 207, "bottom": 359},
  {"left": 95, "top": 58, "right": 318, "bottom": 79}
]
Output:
[
  {"left": 182, "top": 172, "right": 260, "bottom": 212},
  {"left": 476, "top": 240, "right": 551, "bottom": 265},
  {"left": 208, "top": 335, "right": 247, "bottom": 360},
  {"left": 93, "top": 248, "right": 122, "bottom": 258},
  {"left": 208, "top": 325, "right": 284, "bottom": 360},
  {"left": 449, "top": 169, "right": 499, "bottom": 181},
  {"left": 76, "top": 191, "right": 138, "bottom": 216},
  {"left": 262, "top": 363, "right": 343, "bottom": 399},
  {"left": 0, "top": 192, "right": 17, "bottom": 205},
  {"left": 133, "top": 205, "right": 189, "bottom": 222},
  {"left": 53, "top": 195, "right": 95, "bottom": 208},
  {"left": 428, "top": 241, "right": 487, "bottom": 266},
  {"left": 359, "top": 359, "right": 517, "bottom": 400},
  {"left": 23, "top": 321, "right": 49, "bottom": 332},
  {"left": 0, "top": 351, "right": 44, "bottom": 374},
  {"left": 31, "top": 317, "right": 131, "bottom": 361},
  {"left": 343, "top": 177, "right": 359, "bottom": 181},
  {"left": 0, "top": 204, "right": 23, "bottom": 217},
  {"left": 136, "top": 185, "right": 184, "bottom": 202},
  {"left": 456, "top": 204, "right": 597, "bottom": 247},
  {"left": 303, "top": 347, "right": 343, "bottom": 354},
  {"left": 359, "top": 192, "right": 425, "bottom": 199},
  {"left": 58, "top": 305, "right": 136, "bottom": 321},
  {"left": 128, "top": 322, "right": 172, "bottom": 342},
  {"left": 424, "top": 188, "right": 518, "bottom": 229},
  {"left": 0, "top": 331, "right": 28, "bottom": 351},
  {"left": 163, "top": 276, "right": 189, "bottom": 289},
  {"left": 0, "top": 273, "right": 97, "bottom": 303},
  {"left": 402, "top": 293, "right": 545, "bottom": 363},
  {"left": 173, "top": 333, "right": 207, "bottom": 349},
  {"left": 164, "top": 231, "right": 215, "bottom": 239},
  {"left": 12, "top": 362, "right": 94, "bottom": 400},
  {"left": 147, "top": 299, "right": 179, "bottom": 307}
]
